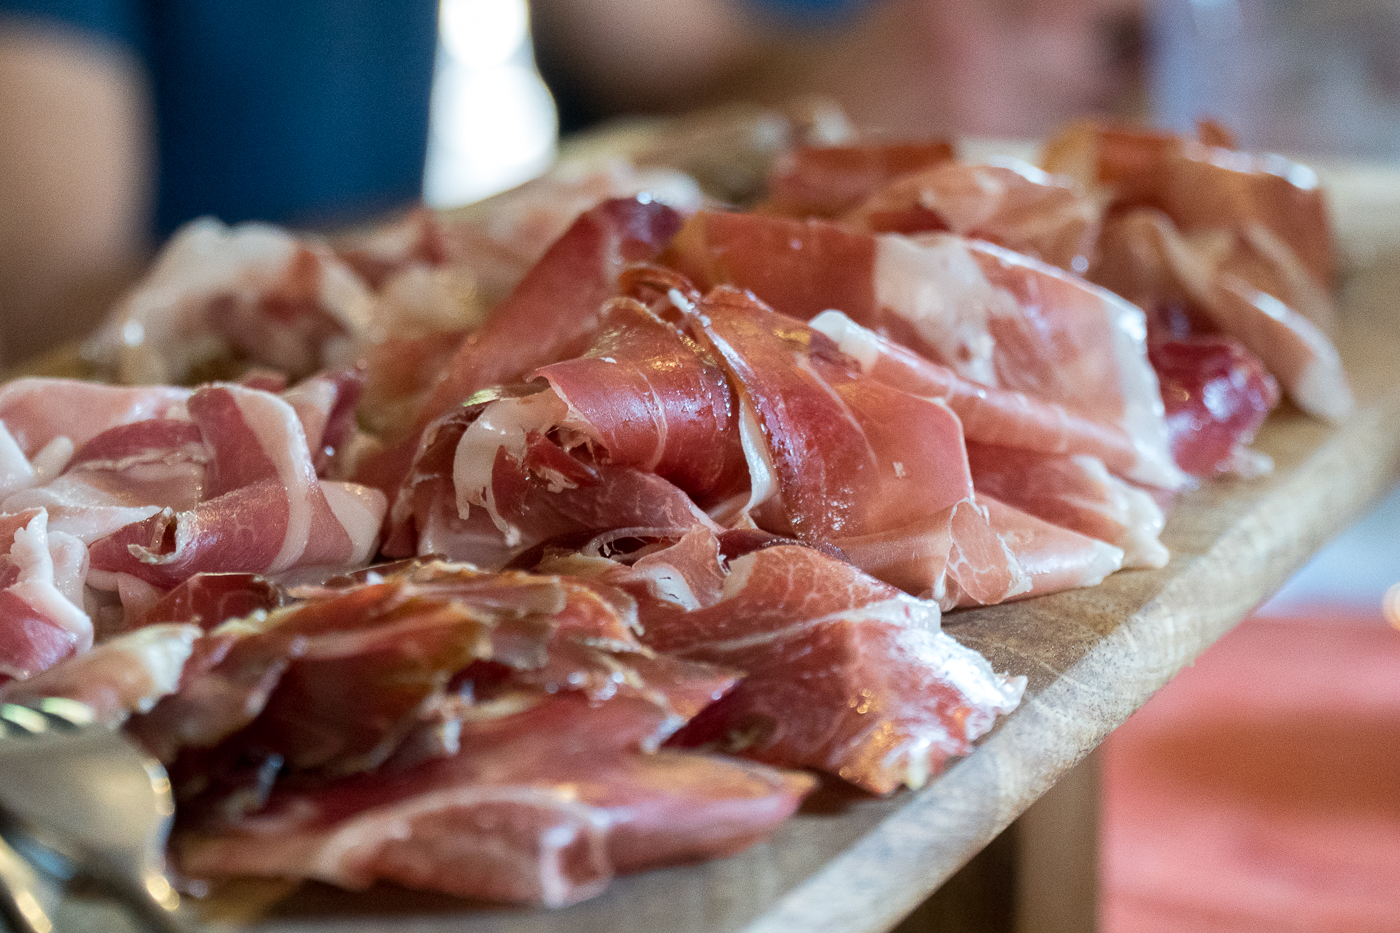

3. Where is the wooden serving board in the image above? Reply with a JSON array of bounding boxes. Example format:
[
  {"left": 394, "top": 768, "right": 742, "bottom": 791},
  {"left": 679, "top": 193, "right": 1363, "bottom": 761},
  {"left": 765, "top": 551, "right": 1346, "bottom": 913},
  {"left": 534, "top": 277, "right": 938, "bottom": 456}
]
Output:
[{"left": 57, "top": 166, "right": 1400, "bottom": 933}]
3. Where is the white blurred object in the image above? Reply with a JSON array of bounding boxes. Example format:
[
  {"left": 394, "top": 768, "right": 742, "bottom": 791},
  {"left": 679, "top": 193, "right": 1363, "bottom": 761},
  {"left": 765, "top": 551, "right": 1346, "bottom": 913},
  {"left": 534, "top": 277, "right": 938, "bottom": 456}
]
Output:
[
  {"left": 424, "top": 0, "right": 559, "bottom": 208},
  {"left": 1150, "top": 0, "right": 1400, "bottom": 161}
]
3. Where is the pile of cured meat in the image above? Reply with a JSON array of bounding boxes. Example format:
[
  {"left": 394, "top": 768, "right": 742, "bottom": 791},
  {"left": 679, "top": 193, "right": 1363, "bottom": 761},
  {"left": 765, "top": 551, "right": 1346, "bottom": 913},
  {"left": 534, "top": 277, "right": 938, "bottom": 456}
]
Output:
[{"left": 0, "top": 118, "right": 1351, "bottom": 908}]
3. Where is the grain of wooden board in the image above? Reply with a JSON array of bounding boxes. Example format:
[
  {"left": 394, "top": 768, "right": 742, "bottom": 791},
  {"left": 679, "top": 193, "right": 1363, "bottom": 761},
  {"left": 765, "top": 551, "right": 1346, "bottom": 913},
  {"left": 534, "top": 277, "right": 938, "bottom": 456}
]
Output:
[{"left": 53, "top": 166, "right": 1400, "bottom": 933}]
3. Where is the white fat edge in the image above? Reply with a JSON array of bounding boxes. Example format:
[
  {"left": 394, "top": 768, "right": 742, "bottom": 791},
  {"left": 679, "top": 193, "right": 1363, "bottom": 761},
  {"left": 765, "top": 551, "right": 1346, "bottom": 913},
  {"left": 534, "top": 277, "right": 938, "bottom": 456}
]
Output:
[
  {"left": 320, "top": 482, "right": 389, "bottom": 566},
  {"left": 903, "top": 625, "right": 1027, "bottom": 732},
  {"left": 3, "top": 478, "right": 164, "bottom": 545},
  {"left": 809, "top": 310, "right": 883, "bottom": 373},
  {"left": 224, "top": 386, "right": 320, "bottom": 574},
  {"left": 976, "top": 240, "right": 1189, "bottom": 491},
  {"left": 689, "top": 599, "right": 936, "bottom": 655},
  {"left": 279, "top": 376, "right": 340, "bottom": 452},
  {"left": 29, "top": 436, "right": 74, "bottom": 484},
  {"left": 7, "top": 511, "right": 94, "bottom": 653},
  {"left": 735, "top": 396, "right": 779, "bottom": 516},
  {"left": 626, "top": 166, "right": 704, "bottom": 213},
  {"left": 0, "top": 422, "right": 36, "bottom": 497},
  {"left": 107, "top": 624, "right": 203, "bottom": 711},
  {"left": 1063, "top": 455, "right": 1169, "bottom": 570},
  {"left": 1255, "top": 291, "right": 1355, "bottom": 423},
  {"left": 314, "top": 243, "right": 378, "bottom": 335},
  {"left": 874, "top": 233, "right": 1001, "bottom": 386},
  {"left": 1216, "top": 445, "right": 1274, "bottom": 479},
  {"left": 43, "top": 529, "right": 89, "bottom": 608},
  {"left": 452, "top": 390, "right": 570, "bottom": 547}
]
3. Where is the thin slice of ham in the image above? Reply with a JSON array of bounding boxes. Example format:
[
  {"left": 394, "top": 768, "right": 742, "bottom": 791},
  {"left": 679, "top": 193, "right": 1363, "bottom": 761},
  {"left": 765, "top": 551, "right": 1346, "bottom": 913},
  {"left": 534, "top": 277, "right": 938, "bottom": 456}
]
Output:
[
  {"left": 173, "top": 692, "right": 813, "bottom": 907},
  {"left": 409, "top": 197, "right": 686, "bottom": 441},
  {"left": 1094, "top": 209, "right": 1349, "bottom": 423},
  {"left": 667, "top": 210, "right": 1182, "bottom": 489},
  {"left": 633, "top": 541, "right": 1024, "bottom": 793},
  {"left": 85, "top": 218, "right": 374, "bottom": 385},
  {"left": 0, "top": 511, "right": 93, "bottom": 681},
  {"left": 966, "top": 443, "right": 1168, "bottom": 569},
  {"left": 844, "top": 158, "right": 1103, "bottom": 273},
  {"left": 760, "top": 140, "right": 956, "bottom": 218},
  {"left": 0, "top": 623, "right": 199, "bottom": 724}
]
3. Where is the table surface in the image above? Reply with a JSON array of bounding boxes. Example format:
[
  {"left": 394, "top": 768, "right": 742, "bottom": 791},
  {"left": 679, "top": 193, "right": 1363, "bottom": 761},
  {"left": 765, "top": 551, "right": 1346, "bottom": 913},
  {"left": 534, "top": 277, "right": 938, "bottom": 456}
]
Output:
[{"left": 58, "top": 163, "right": 1400, "bottom": 933}]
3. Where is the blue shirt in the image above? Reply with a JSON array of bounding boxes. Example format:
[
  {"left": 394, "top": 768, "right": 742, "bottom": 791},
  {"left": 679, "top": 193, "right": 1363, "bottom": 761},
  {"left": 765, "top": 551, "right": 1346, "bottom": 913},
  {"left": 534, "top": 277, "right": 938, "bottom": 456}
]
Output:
[{"left": 0, "top": 0, "right": 438, "bottom": 237}]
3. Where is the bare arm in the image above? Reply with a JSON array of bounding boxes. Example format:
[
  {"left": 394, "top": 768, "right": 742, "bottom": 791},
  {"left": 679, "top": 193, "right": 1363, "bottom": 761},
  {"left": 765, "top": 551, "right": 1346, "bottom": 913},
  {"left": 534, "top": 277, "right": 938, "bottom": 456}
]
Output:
[{"left": 0, "top": 17, "right": 153, "bottom": 367}]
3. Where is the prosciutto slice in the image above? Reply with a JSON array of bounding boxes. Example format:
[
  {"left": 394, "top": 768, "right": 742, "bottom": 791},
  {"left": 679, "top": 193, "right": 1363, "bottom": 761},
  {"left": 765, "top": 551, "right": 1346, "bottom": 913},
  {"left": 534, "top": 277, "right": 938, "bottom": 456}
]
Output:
[
  {"left": 85, "top": 218, "right": 374, "bottom": 385},
  {"left": 966, "top": 444, "right": 1168, "bottom": 569},
  {"left": 681, "top": 285, "right": 1116, "bottom": 603},
  {"left": 407, "top": 197, "right": 686, "bottom": 440},
  {"left": 628, "top": 540, "right": 1024, "bottom": 794},
  {"left": 0, "top": 623, "right": 199, "bottom": 724},
  {"left": 1043, "top": 121, "right": 1351, "bottom": 423},
  {"left": 1093, "top": 209, "right": 1349, "bottom": 423},
  {"left": 844, "top": 158, "right": 1102, "bottom": 273},
  {"left": 86, "top": 384, "right": 386, "bottom": 598},
  {"left": 174, "top": 692, "right": 814, "bottom": 907},
  {"left": 761, "top": 141, "right": 955, "bottom": 218},
  {"left": 0, "top": 511, "right": 92, "bottom": 681},
  {"left": 668, "top": 210, "right": 1182, "bottom": 489}
]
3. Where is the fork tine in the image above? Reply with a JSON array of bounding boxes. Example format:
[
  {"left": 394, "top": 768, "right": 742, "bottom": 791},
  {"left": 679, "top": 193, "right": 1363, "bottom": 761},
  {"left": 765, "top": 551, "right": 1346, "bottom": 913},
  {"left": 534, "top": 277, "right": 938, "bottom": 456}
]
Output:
[
  {"left": 0, "top": 699, "right": 194, "bottom": 933},
  {"left": 0, "top": 833, "right": 55, "bottom": 933},
  {"left": 0, "top": 705, "right": 51, "bottom": 737}
]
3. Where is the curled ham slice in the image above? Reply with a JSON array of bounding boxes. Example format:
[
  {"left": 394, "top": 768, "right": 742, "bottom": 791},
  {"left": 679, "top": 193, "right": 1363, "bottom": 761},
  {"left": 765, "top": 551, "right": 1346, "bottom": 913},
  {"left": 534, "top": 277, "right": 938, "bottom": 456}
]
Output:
[
  {"left": 0, "top": 379, "right": 191, "bottom": 468},
  {"left": 86, "top": 384, "right": 385, "bottom": 597},
  {"left": 844, "top": 158, "right": 1103, "bottom": 273},
  {"left": 966, "top": 444, "right": 1168, "bottom": 569},
  {"left": 173, "top": 692, "right": 813, "bottom": 908},
  {"left": 407, "top": 197, "right": 686, "bottom": 443},
  {"left": 0, "top": 511, "right": 92, "bottom": 681},
  {"left": 627, "top": 541, "right": 1024, "bottom": 794},
  {"left": 1043, "top": 121, "right": 1351, "bottom": 424},
  {"left": 760, "top": 141, "right": 955, "bottom": 218},
  {"left": 86, "top": 218, "right": 374, "bottom": 385},
  {"left": 667, "top": 210, "right": 1182, "bottom": 489},
  {"left": 1094, "top": 209, "right": 1349, "bottom": 423},
  {"left": 0, "top": 623, "right": 199, "bottom": 724}
]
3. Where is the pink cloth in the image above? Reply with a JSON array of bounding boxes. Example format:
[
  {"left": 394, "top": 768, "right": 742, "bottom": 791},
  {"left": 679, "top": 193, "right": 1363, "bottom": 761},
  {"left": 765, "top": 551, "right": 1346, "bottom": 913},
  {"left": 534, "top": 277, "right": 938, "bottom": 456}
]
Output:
[{"left": 1101, "top": 613, "right": 1400, "bottom": 933}]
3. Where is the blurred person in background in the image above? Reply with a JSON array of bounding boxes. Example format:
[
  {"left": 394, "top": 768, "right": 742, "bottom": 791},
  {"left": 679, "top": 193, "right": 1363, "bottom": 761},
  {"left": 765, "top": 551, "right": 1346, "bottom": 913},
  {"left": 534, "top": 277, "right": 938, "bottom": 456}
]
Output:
[
  {"left": 0, "top": 1, "right": 438, "bottom": 365},
  {"left": 0, "top": 0, "right": 1144, "bottom": 367},
  {"left": 532, "top": 0, "right": 1146, "bottom": 136}
]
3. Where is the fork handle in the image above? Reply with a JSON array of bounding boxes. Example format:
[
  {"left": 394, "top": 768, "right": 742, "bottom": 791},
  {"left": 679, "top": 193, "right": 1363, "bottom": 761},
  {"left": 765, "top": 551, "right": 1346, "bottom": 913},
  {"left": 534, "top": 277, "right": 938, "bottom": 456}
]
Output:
[{"left": 0, "top": 836, "right": 54, "bottom": 933}]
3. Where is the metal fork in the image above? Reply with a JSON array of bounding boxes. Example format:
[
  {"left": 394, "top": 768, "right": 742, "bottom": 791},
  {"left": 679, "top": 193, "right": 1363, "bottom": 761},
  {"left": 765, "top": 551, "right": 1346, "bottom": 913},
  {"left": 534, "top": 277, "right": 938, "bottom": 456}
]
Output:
[{"left": 0, "top": 699, "right": 192, "bottom": 933}]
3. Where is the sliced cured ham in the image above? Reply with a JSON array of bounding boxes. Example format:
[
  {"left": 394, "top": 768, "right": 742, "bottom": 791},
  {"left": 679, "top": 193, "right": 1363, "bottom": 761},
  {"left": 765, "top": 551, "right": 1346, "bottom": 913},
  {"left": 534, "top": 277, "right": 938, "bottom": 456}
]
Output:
[
  {"left": 408, "top": 197, "right": 686, "bottom": 439},
  {"left": 174, "top": 692, "right": 813, "bottom": 907},
  {"left": 1094, "top": 209, "right": 1350, "bottom": 423},
  {"left": 845, "top": 158, "right": 1102, "bottom": 273},
  {"left": 630, "top": 541, "right": 1024, "bottom": 794},
  {"left": 85, "top": 218, "right": 374, "bottom": 385},
  {"left": 0, "top": 623, "right": 200, "bottom": 724},
  {"left": 387, "top": 393, "right": 718, "bottom": 570},
  {"left": 809, "top": 310, "right": 1146, "bottom": 479},
  {"left": 942, "top": 496, "right": 1123, "bottom": 609},
  {"left": 86, "top": 384, "right": 386, "bottom": 597},
  {"left": 965, "top": 443, "right": 1168, "bottom": 569},
  {"left": 682, "top": 285, "right": 976, "bottom": 597},
  {"left": 0, "top": 511, "right": 92, "bottom": 681},
  {"left": 1042, "top": 121, "right": 1351, "bottom": 424},
  {"left": 1148, "top": 333, "right": 1282, "bottom": 478},
  {"left": 761, "top": 141, "right": 955, "bottom": 218},
  {"left": 667, "top": 210, "right": 1182, "bottom": 489}
]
